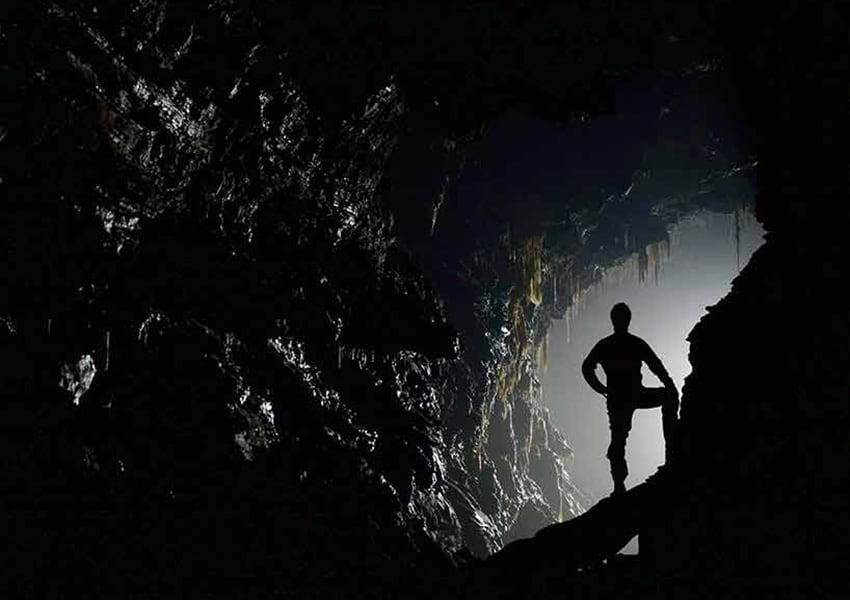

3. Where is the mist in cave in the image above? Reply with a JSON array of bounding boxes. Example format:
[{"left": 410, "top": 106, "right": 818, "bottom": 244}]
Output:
[
  {"left": 435, "top": 68, "right": 760, "bottom": 556},
  {"left": 541, "top": 212, "right": 765, "bottom": 506}
]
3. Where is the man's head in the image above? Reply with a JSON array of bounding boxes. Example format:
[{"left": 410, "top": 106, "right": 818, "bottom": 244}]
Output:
[{"left": 610, "top": 302, "right": 631, "bottom": 333}]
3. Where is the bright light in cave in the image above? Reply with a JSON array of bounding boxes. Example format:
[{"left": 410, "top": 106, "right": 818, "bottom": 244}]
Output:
[
  {"left": 541, "top": 211, "right": 764, "bottom": 532},
  {"left": 434, "top": 65, "right": 762, "bottom": 554}
]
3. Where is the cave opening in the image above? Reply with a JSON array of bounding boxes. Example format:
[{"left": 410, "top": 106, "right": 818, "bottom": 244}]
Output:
[
  {"left": 411, "top": 64, "right": 761, "bottom": 549},
  {"left": 540, "top": 210, "right": 764, "bottom": 554},
  {"left": 542, "top": 211, "right": 764, "bottom": 502}
]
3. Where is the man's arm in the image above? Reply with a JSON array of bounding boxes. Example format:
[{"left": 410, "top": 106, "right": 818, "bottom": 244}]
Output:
[
  {"left": 640, "top": 339, "right": 677, "bottom": 392},
  {"left": 581, "top": 343, "right": 607, "bottom": 396}
]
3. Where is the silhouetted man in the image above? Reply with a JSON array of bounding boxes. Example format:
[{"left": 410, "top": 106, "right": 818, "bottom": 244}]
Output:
[{"left": 581, "top": 302, "right": 679, "bottom": 496}]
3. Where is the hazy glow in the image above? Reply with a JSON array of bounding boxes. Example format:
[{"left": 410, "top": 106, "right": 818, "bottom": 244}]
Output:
[{"left": 542, "top": 212, "right": 765, "bottom": 503}]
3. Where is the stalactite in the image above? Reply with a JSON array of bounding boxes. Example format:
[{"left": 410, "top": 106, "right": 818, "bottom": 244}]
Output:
[
  {"left": 104, "top": 330, "right": 111, "bottom": 371},
  {"left": 524, "top": 235, "right": 544, "bottom": 306},
  {"left": 540, "top": 332, "right": 549, "bottom": 373},
  {"left": 553, "top": 271, "right": 557, "bottom": 308},
  {"left": 644, "top": 240, "right": 669, "bottom": 285}
]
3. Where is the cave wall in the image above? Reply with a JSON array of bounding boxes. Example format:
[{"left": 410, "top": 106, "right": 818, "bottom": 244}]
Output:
[
  {"left": 638, "top": 3, "right": 850, "bottom": 596},
  {"left": 2, "top": 3, "right": 465, "bottom": 596}
]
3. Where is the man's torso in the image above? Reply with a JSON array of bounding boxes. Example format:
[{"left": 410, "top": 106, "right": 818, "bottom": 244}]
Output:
[{"left": 593, "top": 332, "right": 648, "bottom": 399}]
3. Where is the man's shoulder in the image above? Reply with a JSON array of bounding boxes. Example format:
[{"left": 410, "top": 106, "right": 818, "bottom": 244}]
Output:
[
  {"left": 626, "top": 333, "right": 656, "bottom": 353},
  {"left": 607, "top": 332, "right": 651, "bottom": 351},
  {"left": 600, "top": 332, "right": 640, "bottom": 344},
  {"left": 588, "top": 334, "right": 617, "bottom": 355},
  {"left": 593, "top": 334, "right": 616, "bottom": 347},
  {"left": 589, "top": 333, "right": 647, "bottom": 356},
  {"left": 585, "top": 336, "right": 607, "bottom": 359}
]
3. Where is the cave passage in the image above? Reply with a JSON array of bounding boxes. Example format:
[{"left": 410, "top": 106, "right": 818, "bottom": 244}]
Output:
[
  {"left": 541, "top": 212, "right": 764, "bottom": 506},
  {"left": 428, "top": 65, "right": 761, "bottom": 552}
]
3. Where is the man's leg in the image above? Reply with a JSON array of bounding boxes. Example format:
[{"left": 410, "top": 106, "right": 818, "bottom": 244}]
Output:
[
  {"left": 636, "top": 387, "right": 680, "bottom": 463},
  {"left": 606, "top": 402, "right": 634, "bottom": 494}
]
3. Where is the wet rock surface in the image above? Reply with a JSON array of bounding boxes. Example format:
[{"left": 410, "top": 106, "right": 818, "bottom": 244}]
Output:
[{"left": 2, "top": 1, "right": 847, "bottom": 598}]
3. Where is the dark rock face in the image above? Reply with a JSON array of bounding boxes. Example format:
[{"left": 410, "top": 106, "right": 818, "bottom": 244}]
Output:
[
  {"left": 638, "top": 8, "right": 850, "bottom": 591},
  {"left": 2, "top": 1, "right": 846, "bottom": 599},
  {"left": 3, "top": 4, "right": 462, "bottom": 597}
]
